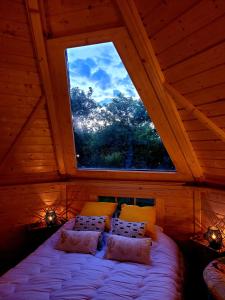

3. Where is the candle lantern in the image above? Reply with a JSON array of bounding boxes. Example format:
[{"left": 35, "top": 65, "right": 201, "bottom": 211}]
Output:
[
  {"left": 45, "top": 209, "right": 57, "bottom": 227},
  {"left": 206, "top": 226, "right": 222, "bottom": 250}
]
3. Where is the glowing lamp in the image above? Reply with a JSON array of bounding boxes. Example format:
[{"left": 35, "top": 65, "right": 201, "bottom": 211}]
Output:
[
  {"left": 206, "top": 226, "right": 222, "bottom": 250},
  {"left": 45, "top": 209, "right": 57, "bottom": 227}
]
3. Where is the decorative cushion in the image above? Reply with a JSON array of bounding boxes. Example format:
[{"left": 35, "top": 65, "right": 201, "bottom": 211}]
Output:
[
  {"left": 73, "top": 215, "right": 106, "bottom": 232},
  {"left": 80, "top": 201, "right": 117, "bottom": 230},
  {"left": 105, "top": 234, "right": 151, "bottom": 264},
  {"left": 111, "top": 218, "right": 146, "bottom": 238},
  {"left": 120, "top": 204, "right": 156, "bottom": 239},
  {"left": 55, "top": 230, "right": 101, "bottom": 254}
]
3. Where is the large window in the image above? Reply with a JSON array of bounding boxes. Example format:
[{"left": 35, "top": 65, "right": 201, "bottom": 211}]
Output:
[{"left": 66, "top": 42, "right": 175, "bottom": 171}]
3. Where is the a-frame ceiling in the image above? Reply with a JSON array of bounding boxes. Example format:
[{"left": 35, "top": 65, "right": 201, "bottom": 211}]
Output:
[{"left": 0, "top": 0, "right": 224, "bottom": 185}]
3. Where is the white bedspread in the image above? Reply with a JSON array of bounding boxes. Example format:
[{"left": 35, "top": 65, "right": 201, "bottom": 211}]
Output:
[{"left": 0, "top": 219, "right": 184, "bottom": 300}]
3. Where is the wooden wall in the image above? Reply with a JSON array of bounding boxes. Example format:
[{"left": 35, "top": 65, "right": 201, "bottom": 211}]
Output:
[
  {"left": 0, "top": 177, "right": 224, "bottom": 266},
  {"left": 0, "top": 0, "right": 60, "bottom": 184},
  {"left": 0, "top": 182, "right": 66, "bottom": 262},
  {"left": 66, "top": 180, "right": 196, "bottom": 239},
  {"left": 201, "top": 189, "right": 225, "bottom": 237},
  {"left": 135, "top": 0, "right": 225, "bottom": 183},
  {"left": 0, "top": 179, "right": 195, "bottom": 263},
  {"left": 44, "top": 0, "right": 123, "bottom": 37}
]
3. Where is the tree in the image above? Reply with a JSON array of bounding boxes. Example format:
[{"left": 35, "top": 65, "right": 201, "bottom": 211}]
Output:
[{"left": 70, "top": 88, "right": 175, "bottom": 170}]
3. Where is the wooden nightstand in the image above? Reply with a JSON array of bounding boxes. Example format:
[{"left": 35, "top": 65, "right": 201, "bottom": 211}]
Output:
[
  {"left": 26, "top": 222, "right": 64, "bottom": 252},
  {"left": 190, "top": 235, "right": 225, "bottom": 268},
  {"left": 183, "top": 235, "right": 225, "bottom": 300}
]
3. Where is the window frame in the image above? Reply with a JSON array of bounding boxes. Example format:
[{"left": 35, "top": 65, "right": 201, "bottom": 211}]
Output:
[{"left": 47, "top": 27, "right": 191, "bottom": 181}]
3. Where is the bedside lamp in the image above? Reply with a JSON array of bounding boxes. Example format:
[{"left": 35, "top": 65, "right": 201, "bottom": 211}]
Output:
[
  {"left": 206, "top": 226, "right": 222, "bottom": 250},
  {"left": 45, "top": 209, "right": 57, "bottom": 227}
]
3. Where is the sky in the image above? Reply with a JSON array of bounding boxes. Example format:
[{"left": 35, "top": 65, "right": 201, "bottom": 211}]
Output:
[{"left": 66, "top": 42, "right": 140, "bottom": 104}]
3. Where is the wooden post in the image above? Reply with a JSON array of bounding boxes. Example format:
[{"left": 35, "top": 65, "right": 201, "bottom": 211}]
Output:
[
  {"left": 165, "top": 83, "right": 225, "bottom": 143},
  {"left": 26, "top": 0, "right": 66, "bottom": 175}
]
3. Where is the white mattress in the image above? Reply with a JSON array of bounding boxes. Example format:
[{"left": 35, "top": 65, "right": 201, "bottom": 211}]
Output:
[{"left": 0, "top": 219, "right": 184, "bottom": 300}]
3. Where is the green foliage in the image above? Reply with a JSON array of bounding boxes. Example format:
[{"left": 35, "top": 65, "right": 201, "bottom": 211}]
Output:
[{"left": 70, "top": 88, "right": 175, "bottom": 170}]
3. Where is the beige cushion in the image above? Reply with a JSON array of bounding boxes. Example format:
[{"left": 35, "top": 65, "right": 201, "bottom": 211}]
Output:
[
  {"left": 105, "top": 234, "right": 151, "bottom": 264},
  {"left": 55, "top": 230, "right": 101, "bottom": 255}
]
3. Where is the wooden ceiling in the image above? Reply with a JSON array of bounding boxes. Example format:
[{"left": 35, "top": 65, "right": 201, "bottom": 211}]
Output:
[
  {"left": 0, "top": 0, "right": 224, "bottom": 185},
  {"left": 135, "top": 0, "right": 225, "bottom": 183}
]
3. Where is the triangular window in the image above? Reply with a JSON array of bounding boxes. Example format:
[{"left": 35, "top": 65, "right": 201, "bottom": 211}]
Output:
[{"left": 66, "top": 42, "right": 175, "bottom": 171}]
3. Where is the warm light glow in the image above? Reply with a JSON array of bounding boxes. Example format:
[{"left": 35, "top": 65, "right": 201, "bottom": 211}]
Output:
[
  {"left": 211, "top": 233, "right": 216, "bottom": 240},
  {"left": 48, "top": 216, "right": 53, "bottom": 221}
]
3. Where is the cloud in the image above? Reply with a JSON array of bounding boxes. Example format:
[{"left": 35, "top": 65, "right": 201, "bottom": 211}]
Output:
[
  {"left": 116, "top": 75, "right": 132, "bottom": 87},
  {"left": 69, "top": 58, "right": 96, "bottom": 78},
  {"left": 113, "top": 89, "right": 121, "bottom": 96},
  {"left": 91, "top": 68, "right": 111, "bottom": 90},
  {"left": 96, "top": 57, "right": 112, "bottom": 65},
  {"left": 115, "top": 62, "right": 123, "bottom": 69},
  {"left": 126, "top": 88, "right": 136, "bottom": 97}
]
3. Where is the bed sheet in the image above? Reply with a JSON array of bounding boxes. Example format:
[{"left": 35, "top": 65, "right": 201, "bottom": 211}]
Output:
[{"left": 0, "top": 219, "right": 184, "bottom": 300}]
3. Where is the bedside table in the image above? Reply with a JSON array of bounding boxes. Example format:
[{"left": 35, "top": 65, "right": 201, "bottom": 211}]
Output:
[
  {"left": 184, "top": 235, "right": 225, "bottom": 300},
  {"left": 190, "top": 235, "right": 225, "bottom": 268},
  {"left": 26, "top": 222, "right": 64, "bottom": 252}
]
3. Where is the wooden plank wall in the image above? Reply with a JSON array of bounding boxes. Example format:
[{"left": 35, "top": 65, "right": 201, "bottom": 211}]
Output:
[
  {"left": 66, "top": 180, "right": 195, "bottom": 240},
  {"left": 0, "top": 178, "right": 224, "bottom": 264},
  {"left": 0, "top": 0, "right": 59, "bottom": 183},
  {"left": 201, "top": 189, "right": 225, "bottom": 237},
  {"left": 44, "top": 0, "right": 123, "bottom": 37},
  {"left": 135, "top": 0, "right": 225, "bottom": 183},
  {"left": 0, "top": 182, "right": 66, "bottom": 261},
  {"left": 0, "top": 180, "right": 194, "bottom": 263}
]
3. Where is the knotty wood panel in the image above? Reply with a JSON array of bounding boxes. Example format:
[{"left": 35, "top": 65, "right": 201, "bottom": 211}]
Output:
[
  {"left": 0, "top": 0, "right": 60, "bottom": 184},
  {"left": 165, "top": 42, "right": 225, "bottom": 83},
  {"left": 152, "top": 0, "right": 225, "bottom": 56},
  {"left": 173, "top": 65, "right": 225, "bottom": 95},
  {"left": 45, "top": 0, "right": 123, "bottom": 38},
  {"left": 185, "top": 83, "right": 225, "bottom": 106},
  {"left": 158, "top": 15, "right": 225, "bottom": 70},
  {"left": 137, "top": 0, "right": 199, "bottom": 38},
  {"left": 3, "top": 105, "right": 58, "bottom": 175}
]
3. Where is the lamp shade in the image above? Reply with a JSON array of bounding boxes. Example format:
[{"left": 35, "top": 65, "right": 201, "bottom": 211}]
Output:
[
  {"left": 206, "top": 226, "right": 222, "bottom": 250},
  {"left": 45, "top": 209, "right": 57, "bottom": 227}
]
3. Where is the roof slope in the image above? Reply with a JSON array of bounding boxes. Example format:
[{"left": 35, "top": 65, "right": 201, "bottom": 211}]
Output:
[
  {"left": 0, "top": 0, "right": 224, "bottom": 185},
  {"left": 135, "top": 0, "right": 225, "bottom": 184}
]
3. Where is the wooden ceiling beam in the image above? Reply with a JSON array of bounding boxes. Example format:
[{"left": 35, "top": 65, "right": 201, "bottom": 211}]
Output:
[
  {"left": 25, "top": 0, "right": 66, "bottom": 175},
  {"left": 115, "top": 0, "right": 203, "bottom": 180},
  {"left": 165, "top": 83, "right": 225, "bottom": 143}
]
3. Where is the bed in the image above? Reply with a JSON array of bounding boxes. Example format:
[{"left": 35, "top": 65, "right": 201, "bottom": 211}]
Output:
[{"left": 0, "top": 218, "right": 184, "bottom": 300}]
